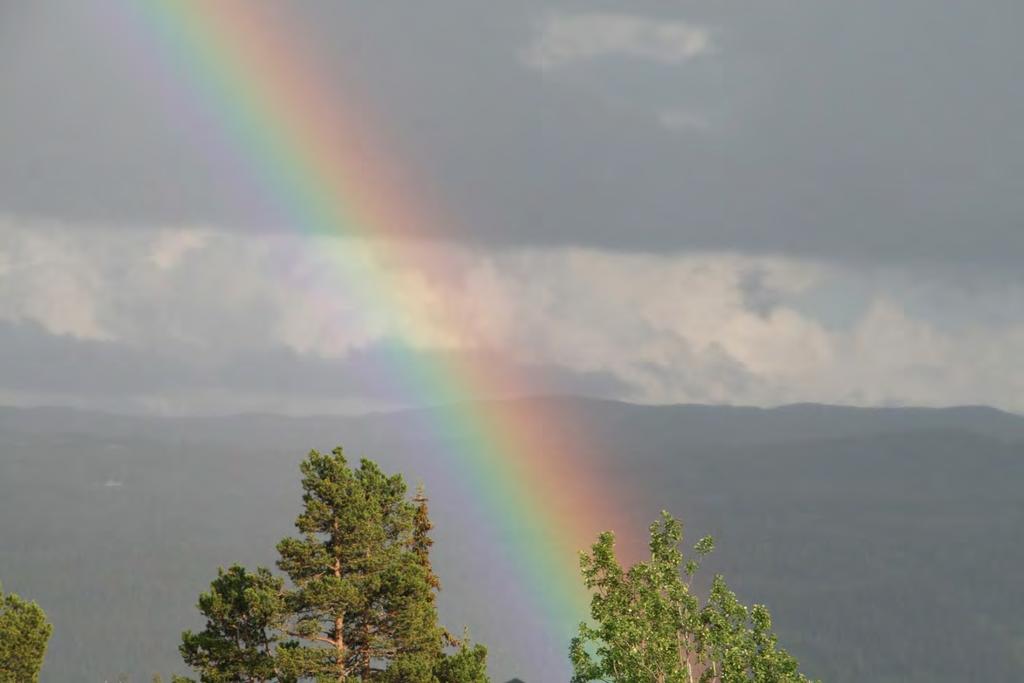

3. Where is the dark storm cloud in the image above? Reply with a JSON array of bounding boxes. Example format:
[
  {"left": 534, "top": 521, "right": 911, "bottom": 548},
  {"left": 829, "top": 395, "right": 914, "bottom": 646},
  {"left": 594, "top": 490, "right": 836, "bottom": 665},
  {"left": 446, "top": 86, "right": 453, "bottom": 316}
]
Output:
[
  {"left": 738, "top": 267, "right": 782, "bottom": 318},
  {"left": 0, "top": 0, "right": 1022, "bottom": 264}
]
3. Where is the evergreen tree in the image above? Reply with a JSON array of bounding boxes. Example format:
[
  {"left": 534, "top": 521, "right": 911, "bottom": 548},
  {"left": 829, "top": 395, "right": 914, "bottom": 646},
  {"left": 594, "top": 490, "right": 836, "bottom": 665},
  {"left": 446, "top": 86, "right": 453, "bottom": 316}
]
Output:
[
  {"left": 274, "top": 448, "right": 446, "bottom": 681},
  {"left": 412, "top": 484, "right": 441, "bottom": 595},
  {"left": 0, "top": 581, "right": 52, "bottom": 682},
  {"left": 179, "top": 448, "right": 488, "bottom": 682},
  {"left": 380, "top": 637, "right": 489, "bottom": 683},
  {"left": 571, "top": 512, "right": 814, "bottom": 683},
  {"left": 412, "top": 484, "right": 457, "bottom": 649},
  {"left": 178, "top": 565, "right": 287, "bottom": 682},
  {"left": 433, "top": 639, "right": 489, "bottom": 683}
]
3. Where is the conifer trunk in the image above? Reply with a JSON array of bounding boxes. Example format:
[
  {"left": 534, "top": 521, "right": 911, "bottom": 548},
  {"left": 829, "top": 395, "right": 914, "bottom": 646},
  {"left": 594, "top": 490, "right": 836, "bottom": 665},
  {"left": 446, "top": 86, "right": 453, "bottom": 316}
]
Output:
[
  {"left": 336, "top": 614, "right": 345, "bottom": 681},
  {"left": 332, "top": 522, "right": 346, "bottom": 682}
]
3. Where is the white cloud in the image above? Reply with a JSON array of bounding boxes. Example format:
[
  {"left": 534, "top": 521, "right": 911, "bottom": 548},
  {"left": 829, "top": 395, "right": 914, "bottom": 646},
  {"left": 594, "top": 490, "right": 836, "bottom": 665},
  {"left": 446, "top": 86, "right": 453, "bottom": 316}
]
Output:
[
  {"left": 149, "top": 228, "right": 210, "bottom": 270},
  {"left": 2, "top": 218, "right": 1024, "bottom": 413},
  {"left": 0, "top": 220, "right": 112, "bottom": 339},
  {"left": 522, "top": 12, "right": 713, "bottom": 70}
]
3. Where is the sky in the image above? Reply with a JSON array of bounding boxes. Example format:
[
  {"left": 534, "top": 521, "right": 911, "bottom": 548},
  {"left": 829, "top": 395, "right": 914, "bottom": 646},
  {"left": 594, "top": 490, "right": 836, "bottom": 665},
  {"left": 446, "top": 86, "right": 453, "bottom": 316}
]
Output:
[{"left": 1, "top": 0, "right": 1023, "bottom": 415}]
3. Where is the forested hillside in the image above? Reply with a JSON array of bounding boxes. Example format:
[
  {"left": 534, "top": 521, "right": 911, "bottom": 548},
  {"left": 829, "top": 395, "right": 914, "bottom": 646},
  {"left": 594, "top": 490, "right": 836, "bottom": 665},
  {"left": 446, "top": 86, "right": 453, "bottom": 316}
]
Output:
[{"left": 1, "top": 399, "right": 1022, "bottom": 681}]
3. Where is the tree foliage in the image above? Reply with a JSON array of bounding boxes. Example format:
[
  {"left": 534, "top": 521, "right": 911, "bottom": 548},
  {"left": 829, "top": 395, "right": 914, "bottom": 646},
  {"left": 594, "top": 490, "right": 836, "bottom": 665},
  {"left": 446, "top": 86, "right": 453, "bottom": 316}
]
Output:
[
  {"left": 571, "top": 512, "right": 814, "bottom": 683},
  {"left": 275, "top": 450, "right": 444, "bottom": 679},
  {"left": 178, "top": 447, "right": 488, "bottom": 682},
  {"left": 0, "top": 581, "right": 52, "bottom": 682},
  {"left": 178, "top": 565, "right": 286, "bottom": 682}
]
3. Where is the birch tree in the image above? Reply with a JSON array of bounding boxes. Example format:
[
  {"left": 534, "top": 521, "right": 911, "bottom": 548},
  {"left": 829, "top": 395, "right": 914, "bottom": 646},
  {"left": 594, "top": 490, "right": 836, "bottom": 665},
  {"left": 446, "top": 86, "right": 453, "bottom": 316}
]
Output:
[{"left": 570, "top": 512, "right": 814, "bottom": 683}]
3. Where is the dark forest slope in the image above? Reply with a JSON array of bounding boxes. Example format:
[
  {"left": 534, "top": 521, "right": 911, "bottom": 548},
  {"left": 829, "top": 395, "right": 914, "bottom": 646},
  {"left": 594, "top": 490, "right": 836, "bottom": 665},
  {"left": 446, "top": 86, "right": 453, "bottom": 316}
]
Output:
[{"left": 1, "top": 400, "right": 1022, "bottom": 681}]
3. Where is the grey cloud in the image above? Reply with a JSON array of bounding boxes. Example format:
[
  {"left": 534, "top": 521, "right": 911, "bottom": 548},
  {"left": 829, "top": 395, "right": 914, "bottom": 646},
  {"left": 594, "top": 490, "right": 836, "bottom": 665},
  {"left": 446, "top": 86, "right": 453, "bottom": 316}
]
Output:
[
  {"left": 0, "top": 1, "right": 1021, "bottom": 266},
  {"left": 0, "top": 319, "right": 627, "bottom": 413},
  {"left": 4, "top": 221, "right": 1024, "bottom": 413},
  {"left": 738, "top": 267, "right": 783, "bottom": 318}
]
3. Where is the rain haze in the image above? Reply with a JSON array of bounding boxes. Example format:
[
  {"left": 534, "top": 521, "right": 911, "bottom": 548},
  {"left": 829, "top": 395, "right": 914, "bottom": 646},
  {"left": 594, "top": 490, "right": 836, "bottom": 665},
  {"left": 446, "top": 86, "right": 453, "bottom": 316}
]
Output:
[{"left": 1, "top": 2, "right": 1023, "bottom": 682}]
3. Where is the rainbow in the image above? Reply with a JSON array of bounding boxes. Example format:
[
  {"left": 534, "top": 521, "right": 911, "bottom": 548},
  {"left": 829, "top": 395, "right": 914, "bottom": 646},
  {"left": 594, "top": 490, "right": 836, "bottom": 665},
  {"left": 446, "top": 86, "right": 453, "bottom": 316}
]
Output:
[{"left": 109, "top": 0, "right": 636, "bottom": 675}]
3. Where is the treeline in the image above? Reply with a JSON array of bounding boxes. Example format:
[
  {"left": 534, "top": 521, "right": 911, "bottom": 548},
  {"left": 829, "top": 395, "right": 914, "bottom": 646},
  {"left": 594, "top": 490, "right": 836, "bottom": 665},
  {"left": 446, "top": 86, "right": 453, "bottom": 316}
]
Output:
[{"left": 1, "top": 446, "right": 814, "bottom": 682}]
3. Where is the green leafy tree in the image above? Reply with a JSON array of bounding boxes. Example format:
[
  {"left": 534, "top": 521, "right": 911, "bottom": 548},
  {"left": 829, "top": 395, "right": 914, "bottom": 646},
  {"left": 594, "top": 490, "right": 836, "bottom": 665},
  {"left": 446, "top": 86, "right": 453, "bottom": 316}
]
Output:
[
  {"left": 178, "top": 565, "right": 288, "bottom": 682},
  {"left": 0, "top": 581, "right": 52, "bottom": 682},
  {"left": 571, "top": 512, "right": 814, "bottom": 683}
]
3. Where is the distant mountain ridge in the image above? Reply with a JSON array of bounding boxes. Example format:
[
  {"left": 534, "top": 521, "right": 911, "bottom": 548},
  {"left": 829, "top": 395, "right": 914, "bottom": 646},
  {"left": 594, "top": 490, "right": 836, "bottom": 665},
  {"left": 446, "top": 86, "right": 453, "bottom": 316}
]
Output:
[
  {"left": 1, "top": 398, "right": 1022, "bottom": 681},
  {"left": 3, "top": 397, "right": 1023, "bottom": 446}
]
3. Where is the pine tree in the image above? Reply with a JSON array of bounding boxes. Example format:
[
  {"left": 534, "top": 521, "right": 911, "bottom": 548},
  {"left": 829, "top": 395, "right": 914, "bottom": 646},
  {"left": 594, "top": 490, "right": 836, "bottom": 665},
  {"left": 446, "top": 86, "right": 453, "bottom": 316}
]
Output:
[
  {"left": 434, "top": 638, "right": 489, "bottom": 683},
  {"left": 380, "top": 488, "right": 489, "bottom": 683},
  {"left": 413, "top": 484, "right": 456, "bottom": 649},
  {"left": 274, "top": 448, "right": 444, "bottom": 681},
  {"left": 412, "top": 484, "right": 441, "bottom": 594},
  {"left": 178, "top": 448, "right": 489, "bottom": 682},
  {"left": 381, "top": 635, "right": 489, "bottom": 683},
  {"left": 0, "top": 581, "right": 52, "bottom": 683},
  {"left": 178, "top": 565, "right": 286, "bottom": 683}
]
